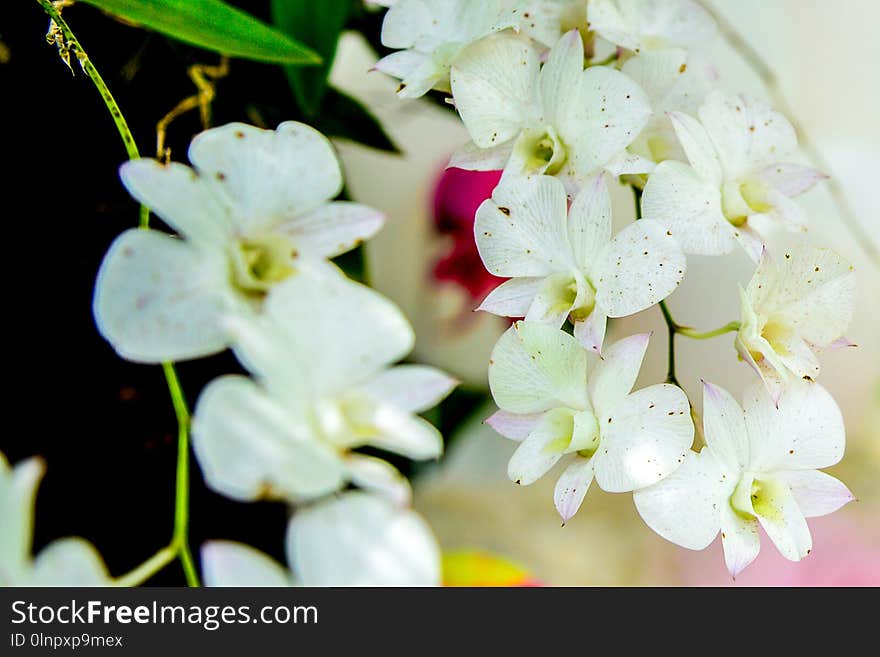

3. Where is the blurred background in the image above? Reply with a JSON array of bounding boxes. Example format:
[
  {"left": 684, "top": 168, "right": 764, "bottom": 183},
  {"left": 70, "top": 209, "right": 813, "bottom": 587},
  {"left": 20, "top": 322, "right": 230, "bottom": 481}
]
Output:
[{"left": 1, "top": 0, "right": 876, "bottom": 586}]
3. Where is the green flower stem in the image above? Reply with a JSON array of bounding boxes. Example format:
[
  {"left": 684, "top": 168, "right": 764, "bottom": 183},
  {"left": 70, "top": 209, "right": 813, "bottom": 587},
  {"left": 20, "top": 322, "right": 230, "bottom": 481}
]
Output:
[
  {"left": 632, "top": 186, "right": 741, "bottom": 383},
  {"left": 657, "top": 300, "right": 680, "bottom": 386},
  {"left": 677, "top": 321, "right": 741, "bottom": 340},
  {"left": 164, "top": 362, "right": 200, "bottom": 587},
  {"left": 113, "top": 545, "right": 177, "bottom": 587},
  {"left": 35, "top": 0, "right": 149, "bottom": 227},
  {"left": 632, "top": 186, "right": 679, "bottom": 385},
  {"left": 36, "top": 0, "right": 200, "bottom": 586}
]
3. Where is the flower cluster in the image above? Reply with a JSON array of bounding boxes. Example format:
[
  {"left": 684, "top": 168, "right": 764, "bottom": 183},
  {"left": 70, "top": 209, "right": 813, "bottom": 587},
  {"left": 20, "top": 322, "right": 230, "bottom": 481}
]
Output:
[
  {"left": 377, "top": 0, "right": 857, "bottom": 576},
  {"left": 93, "top": 122, "right": 457, "bottom": 585}
]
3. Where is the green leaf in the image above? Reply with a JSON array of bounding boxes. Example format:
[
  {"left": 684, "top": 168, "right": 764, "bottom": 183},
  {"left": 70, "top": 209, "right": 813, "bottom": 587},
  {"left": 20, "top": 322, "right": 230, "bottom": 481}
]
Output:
[
  {"left": 271, "top": 0, "right": 350, "bottom": 117},
  {"left": 317, "top": 88, "right": 401, "bottom": 154},
  {"left": 80, "top": 0, "right": 322, "bottom": 65}
]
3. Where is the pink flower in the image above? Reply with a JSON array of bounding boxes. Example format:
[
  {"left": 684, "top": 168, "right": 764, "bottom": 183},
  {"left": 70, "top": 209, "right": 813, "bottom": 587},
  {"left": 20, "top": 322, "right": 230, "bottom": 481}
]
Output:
[{"left": 431, "top": 167, "right": 504, "bottom": 304}]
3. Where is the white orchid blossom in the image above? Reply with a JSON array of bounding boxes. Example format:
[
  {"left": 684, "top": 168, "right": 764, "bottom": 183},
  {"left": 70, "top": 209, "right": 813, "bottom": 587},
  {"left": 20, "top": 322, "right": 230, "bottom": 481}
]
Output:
[
  {"left": 202, "top": 492, "right": 441, "bottom": 587},
  {"left": 375, "top": 0, "right": 522, "bottom": 99},
  {"left": 191, "top": 269, "right": 456, "bottom": 505},
  {"left": 476, "top": 174, "right": 685, "bottom": 353},
  {"left": 587, "top": 0, "right": 717, "bottom": 53},
  {"left": 634, "top": 381, "right": 853, "bottom": 578},
  {"left": 641, "top": 92, "right": 826, "bottom": 261},
  {"left": 519, "top": 0, "right": 590, "bottom": 50},
  {"left": 620, "top": 48, "right": 713, "bottom": 167},
  {"left": 487, "top": 325, "right": 694, "bottom": 523},
  {"left": 450, "top": 30, "right": 651, "bottom": 194},
  {"left": 93, "top": 121, "right": 384, "bottom": 364},
  {"left": 1, "top": 453, "right": 110, "bottom": 586},
  {"left": 736, "top": 245, "right": 856, "bottom": 402}
]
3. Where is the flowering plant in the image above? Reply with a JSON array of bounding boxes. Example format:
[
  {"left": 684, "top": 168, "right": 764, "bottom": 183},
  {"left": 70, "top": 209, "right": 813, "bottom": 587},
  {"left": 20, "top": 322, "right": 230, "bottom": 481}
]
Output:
[{"left": 8, "top": 0, "right": 865, "bottom": 587}]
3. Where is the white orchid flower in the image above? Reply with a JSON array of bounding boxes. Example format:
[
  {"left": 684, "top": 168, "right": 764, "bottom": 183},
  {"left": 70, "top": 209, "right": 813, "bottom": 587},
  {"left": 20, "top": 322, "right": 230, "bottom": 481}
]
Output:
[
  {"left": 634, "top": 381, "right": 853, "bottom": 578},
  {"left": 202, "top": 492, "right": 441, "bottom": 587},
  {"left": 375, "top": 0, "right": 523, "bottom": 99},
  {"left": 736, "top": 245, "right": 855, "bottom": 403},
  {"left": 1, "top": 453, "right": 110, "bottom": 586},
  {"left": 476, "top": 174, "right": 685, "bottom": 353},
  {"left": 620, "top": 48, "right": 712, "bottom": 167},
  {"left": 94, "top": 122, "right": 384, "bottom": 363},
  {"left": 486, "top": 325, "right": 694, "bottom": 523},
  {"left": 641, "top": 92, "right": 827, "bottom": 261},
  {"left": 587, "top": 0, "right": 717, "bottom": 53},
  {"left": 450, "top": 30, "right": 651, "bottom": 194},
  {"left": 518, "top": 0, "right": 590, "bottom": 50},
  {"left": 191, "top": 270, "right": 456, "bottom": 505}
]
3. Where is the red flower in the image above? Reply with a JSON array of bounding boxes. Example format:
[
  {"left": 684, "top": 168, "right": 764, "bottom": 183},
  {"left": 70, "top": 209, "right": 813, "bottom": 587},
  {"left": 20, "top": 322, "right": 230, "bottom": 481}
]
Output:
[{"left": 431, "top": 167, "right": 505, "bottom": 304}]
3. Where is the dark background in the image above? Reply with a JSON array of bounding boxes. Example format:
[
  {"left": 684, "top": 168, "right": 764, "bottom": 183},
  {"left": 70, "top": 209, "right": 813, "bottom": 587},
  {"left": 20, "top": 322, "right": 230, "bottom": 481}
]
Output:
[{"left": 0, "top": 2, "right": 480, "bottom": 586}]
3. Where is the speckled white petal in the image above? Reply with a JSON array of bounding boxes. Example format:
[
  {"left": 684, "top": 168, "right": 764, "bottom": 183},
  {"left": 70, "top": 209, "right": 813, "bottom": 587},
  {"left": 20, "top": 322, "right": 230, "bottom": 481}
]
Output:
[
  {"left": 539, "top": 30, "right": 584, "bottom": 127},
  {"left": 507, "top": 409, "right": 572, "bottom": 485},
  {"left": 590, "top": 0, "right": 717, "bottom": 51},
  {"left": 478, "top": 277, "right": 543, "bottom": 316},
  {"left": 29, "top": 538, "right": 111, "bottom": 586},
  {"left": 621, "top": 48, "right": 689, "bottom": 110},
  {"left": 119, "top": 160, "right": 231, "bottom": 246},
  {"left": 743, "top": 380, "right": 845, "bottom": 472},
  {"left": 93, "top": 229, "right": 232, "bottom": 364},
  {"left": 700, "top": 381, "right": 749, "bottom": 475},
  {"left": 588, "top": 333, "right": 650, "bottom": 418},
  {"left": 592, "top": 383, "right": 693, "bottom": 492},
  {"left": 358, "top": 365, "right": 457, "bottom": 413},
  {"left": 753, "top": 477, "right": 812, "bottom": 562},
  {"left": 373, "top": 49, "right": 427, "bottom": 80},
  {"left": 451, "top": 33, "right": 538, "bottom": 148},
  {"left": 562, "top": 66, "right": 651, "bottom": 175},
  {"left": 756, "top": 246, "right": 856, "bottom": 347},
  {"left": 593, "top": 219, "right": 686, "bottom": 317},
  {"left": 604, "top": 150, "right": 656, "bottom": 176},
  {"left": 668, "top": 111, "right": 722, "bottom": 184},
  {"left": 758, "top": 163, "right": 827, "bottom": 197},
  {"left": 275, "top": 201, "right": 385, "bottom": 259},
  {"left": 698, "top": 92, "right": 798, "bottom": 178},
  {"left": 554, "top": 456, "right": 595, "bottom": 524},
  {"left": 775, "top": 470, "right": 855, "bottom": 518},
  {"left": 396, "top": 58, "right": 449, "bottom": 98},
  {"left": 287, "top": 492, "right": 441, "bottom": 586},
  {"left": 448, "top": 140, "right": 514, "bottom": 171},
  {"left": 633, "top": 448, "right": 724, "bottom": 550},
  {"left": 202, "top": 541, "right": 293, "bottom": 587},
  {"left": 733, "top": 223, "right": 766, "bottom": 263},
  {"left": 475, "top": 176, "right": 575, "bottom": 277},
  {"left": 587, "top": 0, "right": 640, "bottom": 51},
  {"left": 641, "top": 160, "right": 734, "bottom": 255},
  {"left": 720, "top": 503, "right": 760, "bottom": 578},
  {"left": 192, "top": 376, "right": 346, "bottom": 503},
  {"left": 567, "top": 173, "right": 612, "bottom": 273},
  {"left": 524, "top": 273, "right": 577, "bottom": 327},
  {"left": 380, "top": 0, "right": 430, "bottom": 48},
  {"left": 189, "top": 122, "right": 342, "bottom": 235},
  {"left": 772, "top": 332, "right": 821, "bottom": 380},
  {"left": 573, "top": 306, "right": 608, "bottom": 354},
  {"left": 485, "top": 410, "right": 542, "bottom": 441},
  {"left": 489, "top": 322, "right": 589, "bottom": 414}
]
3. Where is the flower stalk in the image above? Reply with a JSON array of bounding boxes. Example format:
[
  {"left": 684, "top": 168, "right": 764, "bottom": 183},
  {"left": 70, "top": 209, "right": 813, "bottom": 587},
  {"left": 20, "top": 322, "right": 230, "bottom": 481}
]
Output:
[{"left": 36, "top": 0, "right": 199, "bottom": 586}]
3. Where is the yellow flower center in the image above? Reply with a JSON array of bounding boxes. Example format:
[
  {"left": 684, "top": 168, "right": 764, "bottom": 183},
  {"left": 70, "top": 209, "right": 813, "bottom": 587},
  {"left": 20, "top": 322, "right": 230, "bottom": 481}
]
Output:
[{"left": 230, "top": 234, "right": 296, "bottom": 295}]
